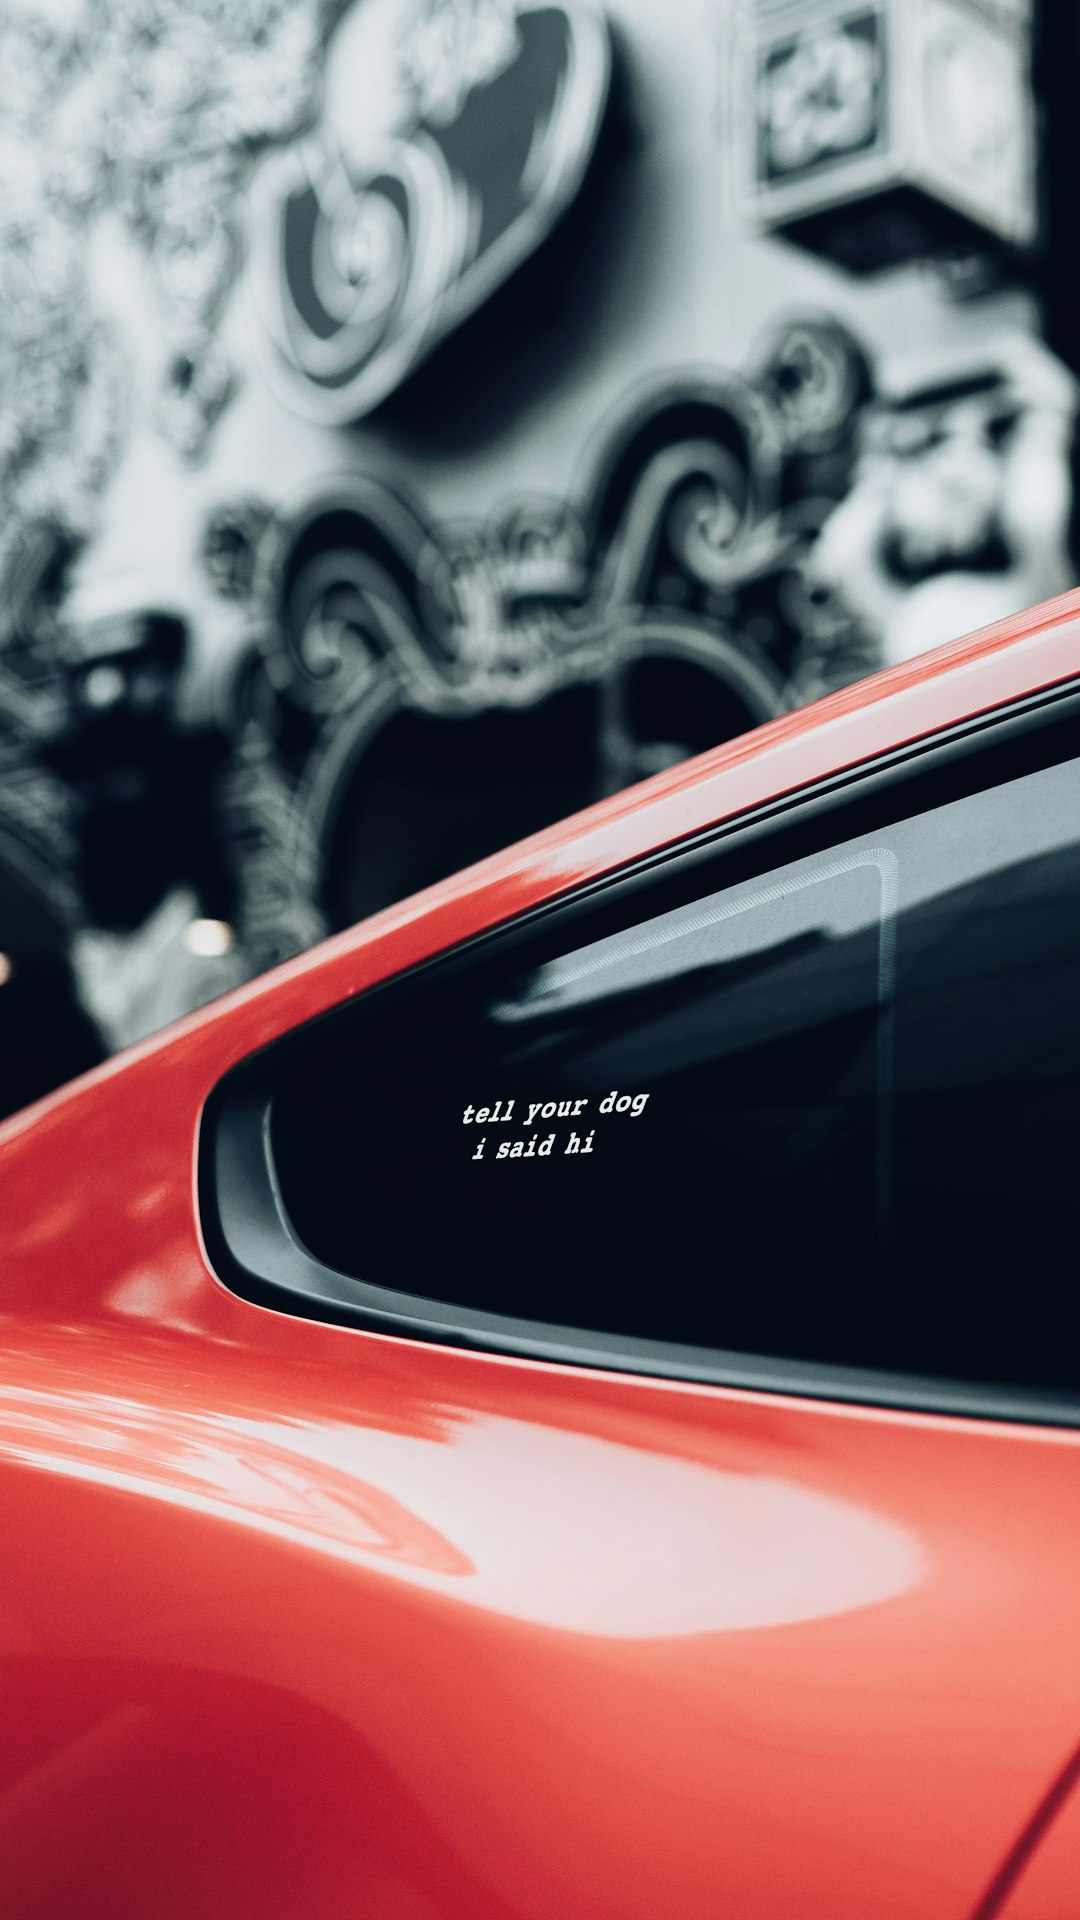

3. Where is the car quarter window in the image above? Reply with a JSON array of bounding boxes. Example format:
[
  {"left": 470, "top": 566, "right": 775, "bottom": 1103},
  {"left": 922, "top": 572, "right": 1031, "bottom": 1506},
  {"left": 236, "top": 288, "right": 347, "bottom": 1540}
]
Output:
[{"left": 213, "top": 695, "right": 1080, "bottom": 1414}]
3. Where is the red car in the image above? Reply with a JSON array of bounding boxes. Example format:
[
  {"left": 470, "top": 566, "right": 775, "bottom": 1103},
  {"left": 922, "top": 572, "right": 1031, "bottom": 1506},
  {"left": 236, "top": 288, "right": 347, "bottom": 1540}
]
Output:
[{"left": 2, "top": 591, "right": 1080, "bottom": 1920}]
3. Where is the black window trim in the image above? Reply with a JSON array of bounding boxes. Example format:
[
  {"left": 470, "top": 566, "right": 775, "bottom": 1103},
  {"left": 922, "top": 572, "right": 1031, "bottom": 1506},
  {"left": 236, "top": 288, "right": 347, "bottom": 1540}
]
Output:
[{"left": 201, "top": 674, "right": 1080, "bottom": 1429}]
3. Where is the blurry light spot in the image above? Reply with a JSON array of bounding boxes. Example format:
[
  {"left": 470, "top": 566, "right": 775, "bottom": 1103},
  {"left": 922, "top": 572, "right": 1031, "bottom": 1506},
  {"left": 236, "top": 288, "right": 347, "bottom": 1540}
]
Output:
[
  {"left": 83, "top": 665, "right": 126, "bottom": 709},
  {"left": 184, "top": 919, "right": 234, "bottom": 958},
  {"left": 0, "top": 954, "right": 12, "bottom": 986}
]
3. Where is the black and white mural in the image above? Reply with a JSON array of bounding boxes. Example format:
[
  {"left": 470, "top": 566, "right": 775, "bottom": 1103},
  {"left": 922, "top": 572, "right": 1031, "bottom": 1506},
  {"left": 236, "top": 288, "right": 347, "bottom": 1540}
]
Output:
[{"left": 1, "top": 0, "right": 1076, "bottom": 1114}]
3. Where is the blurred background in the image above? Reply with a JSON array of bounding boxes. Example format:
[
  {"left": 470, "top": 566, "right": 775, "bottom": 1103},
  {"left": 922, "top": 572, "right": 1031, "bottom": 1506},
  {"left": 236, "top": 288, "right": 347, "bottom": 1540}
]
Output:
[{"left": 3, "top": 0, "right": 1078, "bottom": 1115}]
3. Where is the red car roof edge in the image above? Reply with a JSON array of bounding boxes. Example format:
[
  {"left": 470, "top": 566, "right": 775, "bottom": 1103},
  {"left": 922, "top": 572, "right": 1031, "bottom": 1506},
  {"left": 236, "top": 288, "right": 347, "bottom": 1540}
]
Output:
[{"left": 256, "top": 585, "right": 1080, "bottom": 952}]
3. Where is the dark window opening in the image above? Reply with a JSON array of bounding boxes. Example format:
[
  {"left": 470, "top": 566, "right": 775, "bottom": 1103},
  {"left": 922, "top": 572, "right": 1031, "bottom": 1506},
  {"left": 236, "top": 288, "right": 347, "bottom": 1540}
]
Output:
[{"left": 216, "top": 698, "right": 1080, "bottom": 1411}]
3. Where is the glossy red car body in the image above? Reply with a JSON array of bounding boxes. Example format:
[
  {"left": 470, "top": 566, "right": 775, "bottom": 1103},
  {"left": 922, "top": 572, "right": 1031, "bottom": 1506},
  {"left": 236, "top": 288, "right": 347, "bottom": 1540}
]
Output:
[{"left": 4, "top": 592, "right": 1080, "bottom": 1920}]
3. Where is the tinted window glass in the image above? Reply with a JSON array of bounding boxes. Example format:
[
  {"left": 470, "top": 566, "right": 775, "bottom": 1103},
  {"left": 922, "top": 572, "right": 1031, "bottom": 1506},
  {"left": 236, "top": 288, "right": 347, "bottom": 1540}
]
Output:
[{"left": 270, "top": 736, "right": 1080, "bottom": 1398}]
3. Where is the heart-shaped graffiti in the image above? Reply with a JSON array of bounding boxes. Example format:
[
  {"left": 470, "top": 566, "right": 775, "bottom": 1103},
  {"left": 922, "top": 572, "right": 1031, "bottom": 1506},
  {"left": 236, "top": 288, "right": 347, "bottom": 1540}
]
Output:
[{"left": 249, "top": 0, "right": 612, "bottom": 422}]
